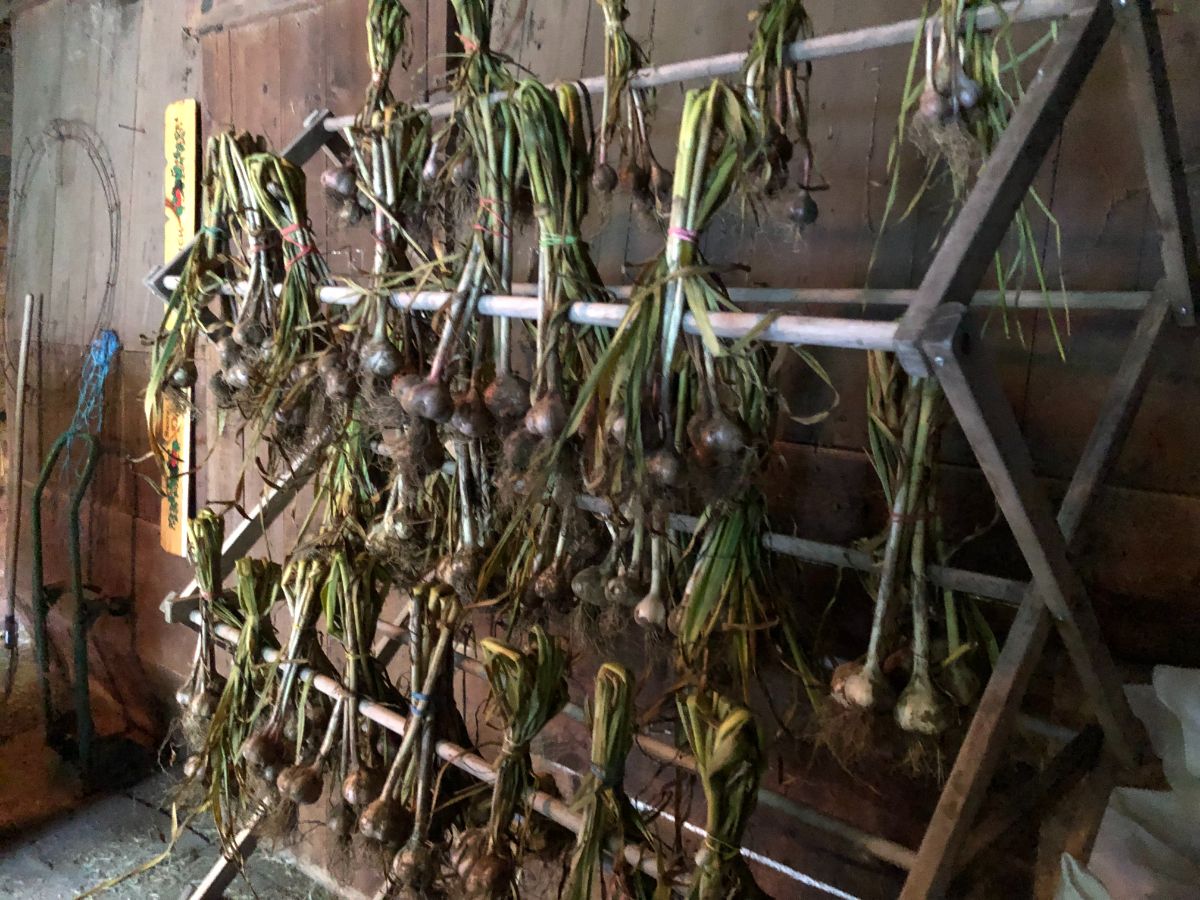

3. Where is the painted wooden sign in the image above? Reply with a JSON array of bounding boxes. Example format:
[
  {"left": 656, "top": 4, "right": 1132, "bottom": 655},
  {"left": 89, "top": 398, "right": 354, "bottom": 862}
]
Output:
[{"left": 160, "top": 98, "right": 199, "bottom": 556}]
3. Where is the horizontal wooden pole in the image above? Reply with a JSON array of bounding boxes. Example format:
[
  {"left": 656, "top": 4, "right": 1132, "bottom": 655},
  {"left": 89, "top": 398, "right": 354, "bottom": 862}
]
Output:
[
  {"left": 323, "top": 0, "right": 1075, "bottom": 128},
  {"left": 163, "top": 276, "right": 1152, "bottom": 313}
]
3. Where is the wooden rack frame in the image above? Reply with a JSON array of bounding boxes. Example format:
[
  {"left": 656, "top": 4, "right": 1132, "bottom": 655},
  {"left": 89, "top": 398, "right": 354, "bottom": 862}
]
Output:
[{"left": 147, "top": 1, "right": 1197, "bottom": 896}]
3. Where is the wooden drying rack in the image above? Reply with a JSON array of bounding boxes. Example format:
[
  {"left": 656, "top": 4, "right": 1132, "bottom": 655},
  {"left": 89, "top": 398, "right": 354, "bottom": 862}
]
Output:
[{"left": 149, "top": 0, "right": 1197, "bottom": 896}]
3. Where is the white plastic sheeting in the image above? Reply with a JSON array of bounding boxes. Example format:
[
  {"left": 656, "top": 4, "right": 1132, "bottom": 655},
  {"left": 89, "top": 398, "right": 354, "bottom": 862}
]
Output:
[{"left": 1057, "top": 667, "right": 1200, "bottom": 899}]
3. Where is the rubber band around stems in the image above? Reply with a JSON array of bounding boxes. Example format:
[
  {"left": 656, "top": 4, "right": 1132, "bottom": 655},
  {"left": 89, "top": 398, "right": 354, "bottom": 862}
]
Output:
[
  {"left": 888, "top": 510, "right": 932, "bottom": 525},
  {"left": 471, "top": 221, "right": 507, "bottom": 240},
  {"left": 539, "top": 233, "right": 578, "bottom": 248},
  {"left": 284, "top": 245, "right": 316, "bottom": 275},
  {"left": 668, "top": 226, "right": 699, "bottom": 243},
  {"left": 279, "top": 223, "right": 317, "bottom": 274}
]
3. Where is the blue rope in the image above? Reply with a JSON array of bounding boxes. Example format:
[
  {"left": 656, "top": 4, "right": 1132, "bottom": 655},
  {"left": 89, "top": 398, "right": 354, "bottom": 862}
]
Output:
[{"left": 64, "top": 330, "right": 120, "bottom": 465}]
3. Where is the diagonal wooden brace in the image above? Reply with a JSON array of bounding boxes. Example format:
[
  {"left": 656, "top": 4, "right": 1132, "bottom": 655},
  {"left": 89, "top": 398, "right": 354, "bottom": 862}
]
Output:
[
  {"left": 1117, "top": 0, "right": 1199, "bottom": 325},
  {"left": 899, "top": 289, "right": 1168, "bottom": 897}
]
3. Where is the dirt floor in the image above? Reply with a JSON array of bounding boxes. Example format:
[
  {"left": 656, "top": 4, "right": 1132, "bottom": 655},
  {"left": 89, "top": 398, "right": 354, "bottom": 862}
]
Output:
[{"left": 0, "top": 631, "right": 335, "bottom": 900}]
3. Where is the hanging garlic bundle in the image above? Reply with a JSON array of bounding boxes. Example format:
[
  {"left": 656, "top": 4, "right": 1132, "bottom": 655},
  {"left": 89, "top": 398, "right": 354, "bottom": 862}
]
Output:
[
  {"left": 650, "top": 82, "right": 818, "bottom": 702},
  {"left": 592, "top": 0, "right": 668, "bottom": 214},
  {"left": 421, "top": 0, "right": 520, "bottom": 426},
  {"left": 850, "top": 0, "right": 1037, "bottom": 727},
  {"left": 743, "top": 0, "right": 820, "bottom": 224},
  {"left": 201, "top": 557, "right": 284, "bottom": 841},
  {"left": 390, "top": 583, "right": 468, "bottom": 892},
  {"left": 563, "top": 663, "right": 662, "bottom": 900},
  {"left": 240, "top": 553, "right": 330, "bottom": 783},
  {"left": 451, "top": 626, "right": 569, "bottom": 897},
  {"left": 835, "top": 375, "right": 952, "bottom": 734},
  {"left": 146, "top": 135, "right": 241, "bottom": 475},
  {"left": 881, "top": 0, "right": 1065, "bottom": 349},
  {"left": 479, "top": 79, "right": 608, "bottom": 612},
  {"left": 347, "top": 0, "right": 436, "bottom": 394},
  {"left": 243, "top": 153, "right": 331, "bottom": 420},
  {"left": 678, "top": 690, "right": 769, "bottom": 900},
  {"left": 210, "top": 131, "right": 276, "bottom": 403},
  {"left": 175, "top": 509, "right": 225, "bottom": 751}
]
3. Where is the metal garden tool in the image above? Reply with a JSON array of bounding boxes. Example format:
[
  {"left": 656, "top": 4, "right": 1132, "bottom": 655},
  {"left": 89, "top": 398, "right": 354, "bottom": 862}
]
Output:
[{"left": 30, "top": 430, "right": 130, "bottom": 779}]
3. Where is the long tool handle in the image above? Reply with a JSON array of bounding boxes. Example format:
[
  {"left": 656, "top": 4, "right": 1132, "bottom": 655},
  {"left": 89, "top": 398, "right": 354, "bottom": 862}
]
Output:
[{"left": 4, "top": 293, "right": 36, "bottom": 653}]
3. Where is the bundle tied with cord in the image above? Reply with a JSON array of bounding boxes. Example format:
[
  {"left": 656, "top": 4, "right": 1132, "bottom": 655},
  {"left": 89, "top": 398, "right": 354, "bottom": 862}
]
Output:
[
  {"left": 476, "top": 77, "right": 609, "bottom": 614},
  {"left": 662, "top": 81, "right": 821, "bottom": 704},
  {"left": 679, "top": 689, "right": 770, "bottom": 900},
  {"left": 592, "top": 0, "right": 668, "bottom": 213},
  {"left": 743, "top": 0, "right": 820, "bottom": 221},
  {"left": 175, "top": 509, "right": 225, "bottom": 753},
  {"left": 451, "top": 625, "right": 569, "bottom": 897},
  {"left": 563, "top": 662, "right": 665, "bottom": 900},
  {"left": 391, "top": 583, "right": 469, "bottom": 892},
  {"left": 196, "top": 557, "right": 283, "bottom": 845}
]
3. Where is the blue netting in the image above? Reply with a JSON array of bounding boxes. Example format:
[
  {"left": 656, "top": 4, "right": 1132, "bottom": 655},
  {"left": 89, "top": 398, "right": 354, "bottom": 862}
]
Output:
[{"left": 64, "top": 329, "right": 121, "bottom": 466}]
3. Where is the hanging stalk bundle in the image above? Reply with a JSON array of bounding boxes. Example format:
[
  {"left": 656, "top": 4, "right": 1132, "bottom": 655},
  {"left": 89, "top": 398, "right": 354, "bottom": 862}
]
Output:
[
  {"left": 365, "top": 0, "right": 410, "bottom": 113},
  {"left": 878, "top": 0, "right": 1066, "bottom": 349},
  {"left": 380, "top": 0, "right": 522, "bottom": 600},
  {"left": 563, "top": 662, "right": 662, "bottom": 900},
  {"left": 175, "top": 509, "right": 226, "bottom": 751},
  {"left": 390, "top": 583, "right": 469, "bottom": 892},
  {"left": 743, "top": 0, "right": 820, "bottom": 224},
  {"left": 202, "top": 557, "right": 284, "bottom": 843},
  {"left": 240, "top": 553, "right": 331, "bottom": 783},
  {"left": 678, "top": 690, "right": 768, "bottom": 900},
  {"left": 592, "top": 0, "right": 669, "bottom": 214},
  {"left": 656, "top": 82, "right": 819, "bottom": 701},
  {"left": 145, "top": 133, "right": 247, "bottom": 476},
  {"left": 835, "top": 375, "right": 953, "bottom": 733},
  {"left": 451, "top": 625, "right": 569, "bottom": 897},
  {"left": 478, "top": 79, "right": 609, "bottom": 614},
  {"left": 851, "top": 0, "right": 1028, "bottom": 727}
]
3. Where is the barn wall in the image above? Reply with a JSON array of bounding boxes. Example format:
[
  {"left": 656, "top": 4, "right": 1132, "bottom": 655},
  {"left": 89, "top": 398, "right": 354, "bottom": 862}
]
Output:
[{"left": 3, "top": 1, "right": 202, "bottom": 735}]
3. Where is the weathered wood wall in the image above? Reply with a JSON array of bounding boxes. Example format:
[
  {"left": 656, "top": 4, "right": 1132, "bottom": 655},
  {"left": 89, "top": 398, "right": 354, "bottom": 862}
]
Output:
[{"left": 4, "top": 1, "right": 201, "bottom": 736}]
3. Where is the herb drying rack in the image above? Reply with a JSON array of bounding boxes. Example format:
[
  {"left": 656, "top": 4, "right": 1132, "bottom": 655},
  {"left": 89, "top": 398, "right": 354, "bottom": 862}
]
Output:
[{"left": 149, "top": 0, "right": 1196, "bottom": 896}]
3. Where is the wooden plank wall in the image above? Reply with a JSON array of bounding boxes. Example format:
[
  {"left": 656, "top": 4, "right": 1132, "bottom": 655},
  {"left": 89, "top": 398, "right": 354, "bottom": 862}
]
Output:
[{"left": 5, "top": 1, "right": 202, "bottom": 732}]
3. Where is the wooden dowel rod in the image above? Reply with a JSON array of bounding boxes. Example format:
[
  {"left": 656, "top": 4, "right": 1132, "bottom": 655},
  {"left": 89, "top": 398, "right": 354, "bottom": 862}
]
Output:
[
  {"left": 3, "top": 294, "right": 37, "bottom": 655},
  {"left": 161, "top": 276, "right": 1152, "bottom": 313},
  {"left": 323, "top": 0, "right": 1074, "bottom": 129}
]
